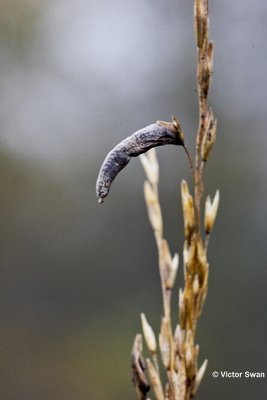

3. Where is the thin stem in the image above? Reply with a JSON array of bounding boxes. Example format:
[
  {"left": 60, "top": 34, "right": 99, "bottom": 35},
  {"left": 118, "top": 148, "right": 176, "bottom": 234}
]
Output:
[{"left": 183, "top": 144, "right": 195, "bottom": 179}]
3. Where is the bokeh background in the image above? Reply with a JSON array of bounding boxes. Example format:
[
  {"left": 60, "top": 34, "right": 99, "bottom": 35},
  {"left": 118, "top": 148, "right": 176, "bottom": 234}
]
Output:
[{"left": 0, "top": 0, "right": 266, "bottom": 399}]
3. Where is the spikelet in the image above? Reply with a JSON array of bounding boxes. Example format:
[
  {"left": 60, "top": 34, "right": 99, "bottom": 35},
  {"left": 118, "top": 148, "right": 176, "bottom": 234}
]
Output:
[
  {"left": 146, "top": 359, "right": 164, "bottom": 400},
  {"left": 140, "top": 149, "right": 159, "bottom": 186},
  {"left": 201, "top": 109, "right": 217, "bottom": 162},
  {"left": 181, "top": 180, "right": 195, "bottom": 241},
  {"left": 141, "top": 314, "right": 157, "bottom": 353},
  {"left": 204, "top": 190, "right": 220, "bottom": 234},
  {"left": 144, "top": 180, "right": 163, "bottom": 238}
]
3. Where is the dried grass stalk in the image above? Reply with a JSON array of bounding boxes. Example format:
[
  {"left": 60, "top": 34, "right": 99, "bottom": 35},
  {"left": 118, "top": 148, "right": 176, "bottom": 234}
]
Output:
[{"left": 131, "top": 1, "right": 219, "bottom": 399}]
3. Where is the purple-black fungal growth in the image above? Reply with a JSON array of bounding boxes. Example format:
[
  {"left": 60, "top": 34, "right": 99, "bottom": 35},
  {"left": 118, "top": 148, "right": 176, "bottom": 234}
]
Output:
[{"left": 96, "top": 122, "right": 184, "bottom": 203}]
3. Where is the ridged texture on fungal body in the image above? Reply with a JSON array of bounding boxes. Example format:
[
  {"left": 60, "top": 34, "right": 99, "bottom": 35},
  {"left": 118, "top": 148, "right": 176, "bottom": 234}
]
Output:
[{"left": 96, "top": 123, "right": 183, "bottom": 203}]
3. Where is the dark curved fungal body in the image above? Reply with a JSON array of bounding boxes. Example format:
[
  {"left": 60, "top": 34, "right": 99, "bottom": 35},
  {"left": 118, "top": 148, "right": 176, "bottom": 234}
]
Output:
[{"left": 96, "top": 122, "right": 184, "bottom": 203}]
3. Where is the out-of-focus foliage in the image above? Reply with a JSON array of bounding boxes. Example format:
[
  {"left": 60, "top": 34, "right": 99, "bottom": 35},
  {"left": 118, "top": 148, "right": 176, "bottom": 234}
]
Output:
[{"left": 0, "top": 1, "right": 266, "bottom": 399}]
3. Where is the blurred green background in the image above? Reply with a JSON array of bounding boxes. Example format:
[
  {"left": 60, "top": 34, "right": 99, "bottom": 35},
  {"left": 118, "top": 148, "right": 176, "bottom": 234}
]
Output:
[{"left": 0, "top": 0, "right": 266, "bottom": 399}]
